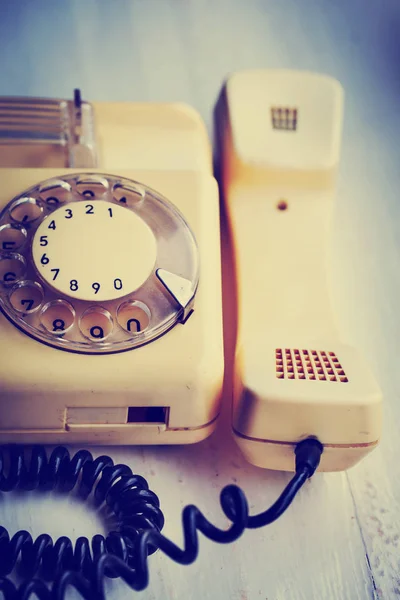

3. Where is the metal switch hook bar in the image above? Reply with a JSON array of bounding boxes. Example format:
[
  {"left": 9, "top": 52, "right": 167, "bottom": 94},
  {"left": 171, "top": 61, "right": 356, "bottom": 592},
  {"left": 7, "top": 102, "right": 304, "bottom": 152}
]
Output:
[{"left": 0, "top": 89, "right": 97, "bottom": 169}]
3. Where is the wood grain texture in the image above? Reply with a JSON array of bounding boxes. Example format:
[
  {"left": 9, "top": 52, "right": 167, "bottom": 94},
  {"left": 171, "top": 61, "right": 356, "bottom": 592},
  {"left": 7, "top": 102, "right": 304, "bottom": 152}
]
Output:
[{"left": 0, "top": 0, "right": 399, "bottom": 598}]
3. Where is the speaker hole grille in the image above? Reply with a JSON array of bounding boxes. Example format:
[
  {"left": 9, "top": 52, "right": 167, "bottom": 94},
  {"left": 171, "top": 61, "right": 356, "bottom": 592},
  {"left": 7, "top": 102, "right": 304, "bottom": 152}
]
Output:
[{"left": 275, "top": 349, "right": 348, "bottom": 382}]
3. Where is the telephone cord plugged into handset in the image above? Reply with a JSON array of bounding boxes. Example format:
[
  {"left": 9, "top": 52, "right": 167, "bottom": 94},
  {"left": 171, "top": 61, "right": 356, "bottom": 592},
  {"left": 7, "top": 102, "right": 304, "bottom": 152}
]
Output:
[
  {"left": 0, "top": 71, "right": 382, "bottom": 598},
  {"left": 0, "top": 439, "right": 323, "bottom": 600}
]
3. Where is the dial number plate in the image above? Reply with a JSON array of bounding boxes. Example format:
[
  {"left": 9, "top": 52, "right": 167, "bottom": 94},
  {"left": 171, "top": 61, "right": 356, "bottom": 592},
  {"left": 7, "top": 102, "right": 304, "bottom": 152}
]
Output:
[{"left": 32, "top": 201, "right": 156, "bottom": 302}]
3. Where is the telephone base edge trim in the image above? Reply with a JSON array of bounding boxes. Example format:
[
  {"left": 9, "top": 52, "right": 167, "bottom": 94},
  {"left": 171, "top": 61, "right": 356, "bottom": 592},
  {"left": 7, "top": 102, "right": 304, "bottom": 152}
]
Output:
[{"left": 0, "top": 414, "right": 220, "bottom": 445}]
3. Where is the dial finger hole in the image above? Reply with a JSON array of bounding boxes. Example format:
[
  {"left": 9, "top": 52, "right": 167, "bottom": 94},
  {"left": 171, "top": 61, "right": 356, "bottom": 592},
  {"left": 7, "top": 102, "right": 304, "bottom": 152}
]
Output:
[
  {"left": 0, "top": 253, "right": 27, "bottom": 286},
  {"left": 40, "top": 299, "right": 75, "bottom": 335},
  {"left": 79, "top": 306, "right": 113, "bottom": 342},
  {"left": 39, "top": 179, "right": 72, "bottom": 207},
  {"left": 117, "top": 300, "right": 151, "bottom": 334},
  {"left": 112, "top": 183, "right": 145, "bottom": 207},
  {"left": 0, "top": 224, "right": 27, "bottom": 252},
  {"left": 76, "top": 175, "right": 109, "bottom": 199},
  {"left": 9, "top": 197, "right": 43, "bottom": 224},
  {"left": 9, "top": 280, "right": 44, "bottom": 314}
]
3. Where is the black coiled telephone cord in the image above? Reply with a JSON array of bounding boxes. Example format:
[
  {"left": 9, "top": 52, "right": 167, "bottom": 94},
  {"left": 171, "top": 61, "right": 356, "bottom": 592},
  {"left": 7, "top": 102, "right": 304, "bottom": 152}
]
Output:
[{"left": 0, "top": 439, "right": 323, "bottom": 600}]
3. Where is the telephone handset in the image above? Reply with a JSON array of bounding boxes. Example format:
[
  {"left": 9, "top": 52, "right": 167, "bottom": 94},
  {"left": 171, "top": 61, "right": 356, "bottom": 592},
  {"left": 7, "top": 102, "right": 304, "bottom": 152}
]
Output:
[
  {"left": 217, "top": 70, "right": 382, "bottom": 471},
  {"left": 0, "top": 71, "right": 381, "bottom": 472}
]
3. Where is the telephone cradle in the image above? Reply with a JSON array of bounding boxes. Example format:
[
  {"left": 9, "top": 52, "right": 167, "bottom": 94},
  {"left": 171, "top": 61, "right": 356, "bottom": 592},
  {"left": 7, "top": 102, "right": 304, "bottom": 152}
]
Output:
[{"left": 0, "top": 71, "right": 382, "bottom": 599}]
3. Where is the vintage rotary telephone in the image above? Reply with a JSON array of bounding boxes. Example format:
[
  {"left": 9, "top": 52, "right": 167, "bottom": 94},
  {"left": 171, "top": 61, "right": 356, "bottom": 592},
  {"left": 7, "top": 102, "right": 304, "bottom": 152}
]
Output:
[{"left": 0, "top": 71, "right": 382, "bottom": 598}]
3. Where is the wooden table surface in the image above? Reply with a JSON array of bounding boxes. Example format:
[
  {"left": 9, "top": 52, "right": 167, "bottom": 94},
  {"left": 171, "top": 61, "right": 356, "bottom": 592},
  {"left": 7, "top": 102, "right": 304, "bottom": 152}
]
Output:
[{"left": 0, "top": 1, "right": 399, "bottom": 598}]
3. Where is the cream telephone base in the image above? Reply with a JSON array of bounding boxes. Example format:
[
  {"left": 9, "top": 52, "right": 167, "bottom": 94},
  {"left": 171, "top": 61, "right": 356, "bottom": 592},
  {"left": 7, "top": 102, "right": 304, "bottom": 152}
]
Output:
[
  {"left": 217, "top": 70, "right": 382, "bottom": 472},
  {"left": 0, "top": 94, "right": 224, "bottom": 445}
]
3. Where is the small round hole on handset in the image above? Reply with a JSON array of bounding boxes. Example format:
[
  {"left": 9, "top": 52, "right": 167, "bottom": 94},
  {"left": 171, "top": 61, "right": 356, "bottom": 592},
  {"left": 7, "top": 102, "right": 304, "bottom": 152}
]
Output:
[{"left": 277, "top": 200, "right": 288, "bottom": 211}]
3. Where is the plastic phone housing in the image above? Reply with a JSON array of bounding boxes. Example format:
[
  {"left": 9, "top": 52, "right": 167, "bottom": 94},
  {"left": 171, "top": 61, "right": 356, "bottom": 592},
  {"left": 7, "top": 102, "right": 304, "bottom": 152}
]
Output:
[{"left": 0, "top": 100, "right": 224, "bottom": 445}]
